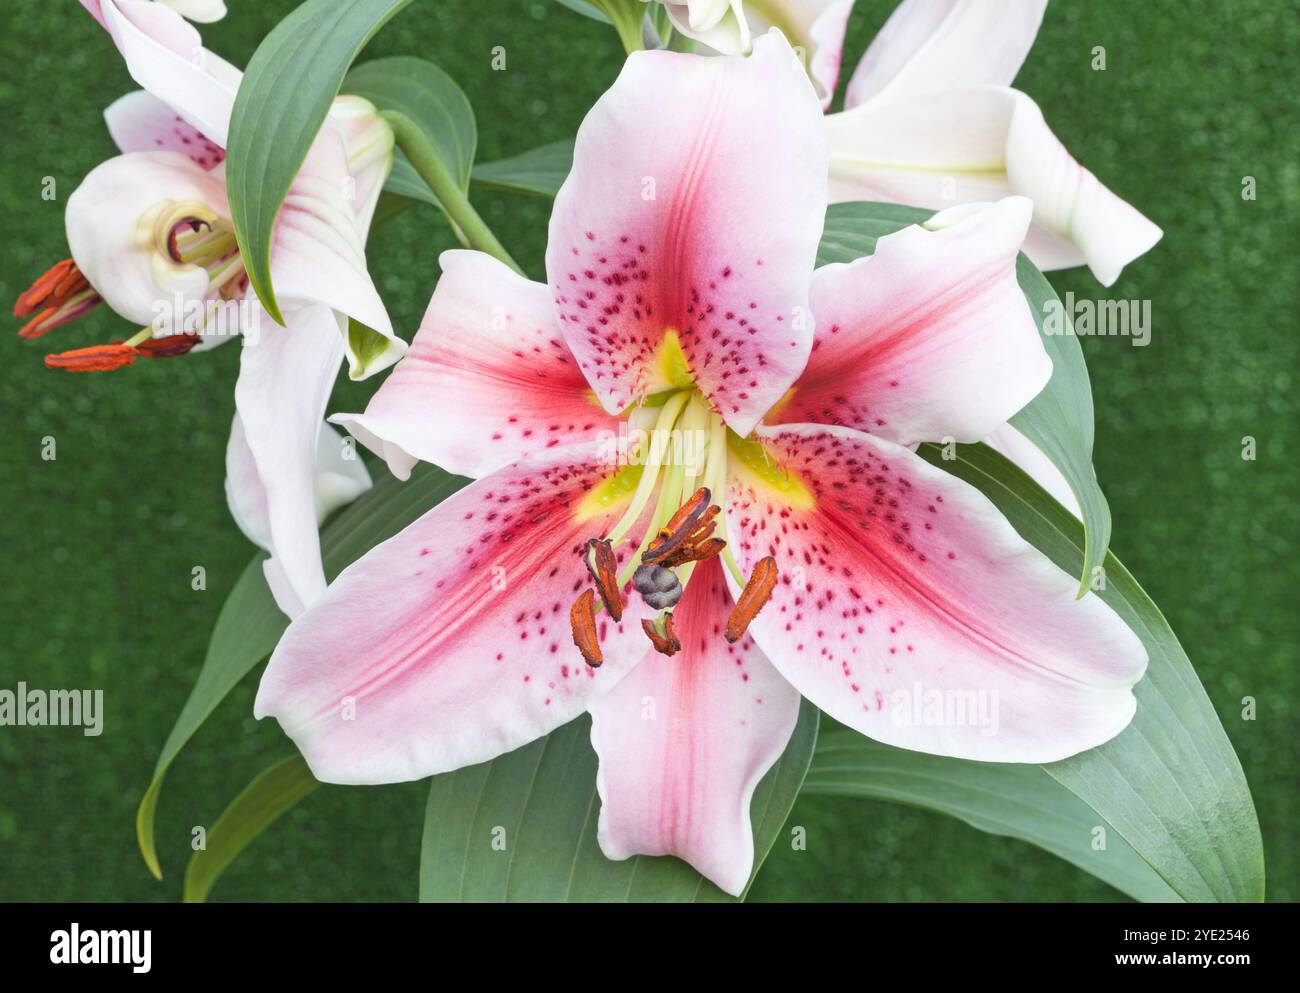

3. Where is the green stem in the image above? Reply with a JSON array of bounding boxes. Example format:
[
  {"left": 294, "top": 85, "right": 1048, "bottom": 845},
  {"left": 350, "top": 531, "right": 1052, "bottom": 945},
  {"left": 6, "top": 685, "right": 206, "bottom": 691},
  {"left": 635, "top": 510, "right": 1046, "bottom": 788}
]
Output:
[
  {"left": 592, "top": 0, "right": 645, "bottom": 55},
  {"left": 381, "top": 111, "right": 522, "bottom": 274}
]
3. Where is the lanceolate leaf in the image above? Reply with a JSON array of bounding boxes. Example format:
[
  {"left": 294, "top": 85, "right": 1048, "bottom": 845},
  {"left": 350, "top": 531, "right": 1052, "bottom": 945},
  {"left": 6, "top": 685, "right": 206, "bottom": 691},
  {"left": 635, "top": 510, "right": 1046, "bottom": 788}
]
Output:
[
  {"left": 818, "top": 201, "right": 1111, "bottom": 594},
  {"left": 420, "top": 702, "right": 819, "bottom": 902},
  {"left": 804, "top": 726, "right": 1178, "bottom": 902},
  {"left": 471, "top": 140, "right": 575, "bottom": 198},
  {"left": 136, "top": 464, "right": 466, "bottom": 879},
  {"left": 894, "top": 442, "right": 1261, "bottom": 902},
  {"left": 227, "top": 0, "right": 413, "bottom": 323},
  {"left": 183, "top": 755, "right": 321, "bottom": 903}
]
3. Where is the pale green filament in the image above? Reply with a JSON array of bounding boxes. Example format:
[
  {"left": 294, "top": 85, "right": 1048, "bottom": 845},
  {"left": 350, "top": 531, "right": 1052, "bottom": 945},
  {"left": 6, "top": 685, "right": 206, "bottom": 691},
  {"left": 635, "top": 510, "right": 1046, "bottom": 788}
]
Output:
[{"left": 605, "top": 389, "right": 691, "bottom": 546}]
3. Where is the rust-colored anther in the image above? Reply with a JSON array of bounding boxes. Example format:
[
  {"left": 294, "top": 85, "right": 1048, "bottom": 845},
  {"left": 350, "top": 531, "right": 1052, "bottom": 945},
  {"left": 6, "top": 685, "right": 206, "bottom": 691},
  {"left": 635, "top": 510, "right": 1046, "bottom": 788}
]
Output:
[
  {"left": 641, "top": 612, "right": 681, "bottom": 657},
  {"left": 569, "top": 588, "right": 603, "bottom": 668},
  {"left": 44, "top": 343, "right": 137, "bottom": 373},
  {"left": 584, "top": 538, "right": 623, "bottom": 622},
  {"left": 644, "top": 487, "right": 719, "bottom": 566},
  {"left": 135, "top": 334, "right": 201, "bottom": 359},
  {"left": 725, "top": 556, "right": 778, "bottom": 643},
  {"left": 654, "top": 536, "right": 726, "bottom": 570},
  {"left": 15, "top": 258, "right": 101, "bottom": 339}
]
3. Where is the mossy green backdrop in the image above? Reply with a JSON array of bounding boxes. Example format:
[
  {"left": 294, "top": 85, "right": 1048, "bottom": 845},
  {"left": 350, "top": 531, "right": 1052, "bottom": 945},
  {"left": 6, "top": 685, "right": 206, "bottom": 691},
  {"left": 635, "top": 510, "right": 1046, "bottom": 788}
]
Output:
[{"left": 0, "top": 0, "right": 1295, "bottom": 901}]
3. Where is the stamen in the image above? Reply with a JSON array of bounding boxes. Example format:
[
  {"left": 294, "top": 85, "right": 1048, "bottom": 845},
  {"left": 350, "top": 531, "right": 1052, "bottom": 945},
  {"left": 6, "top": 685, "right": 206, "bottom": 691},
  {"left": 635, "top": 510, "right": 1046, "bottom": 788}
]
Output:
[
  {"left": 44, "top": 333, "right": 200, "bottom": 372},
  {"left": 14, "top": 259, "right": 102, "bottom": 339},
  {"left": 44, "top": 343, "right": 137, "bottom": 373},
  {"left": 135, "top": 334, "right": 201, "bottom": 359},
  {"left": 725, "top": 556, "right": 778, "bottom": 643},
  {"left": 569, "top": 589, "right": 603, "bottom": 668},
  {"left": 642, "top": 486, "right": 713, "bottom": 564},
  {"left": 584, "top": 538, "right": 623, "bottom": 622},
  {"left": 641, "top": 612, "right": 681, "bottom": 657}
]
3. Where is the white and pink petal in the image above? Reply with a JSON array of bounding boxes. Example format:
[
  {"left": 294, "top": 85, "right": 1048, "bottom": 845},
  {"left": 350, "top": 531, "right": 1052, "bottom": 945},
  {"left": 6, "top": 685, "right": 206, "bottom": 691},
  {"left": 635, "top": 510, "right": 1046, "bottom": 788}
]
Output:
[
  {"left": 547, "top": 31, "right": 827, "bottom": 435},
  {"left": 334, "top": 250, "right": 618, "bottom": 481},
  {"left": 590, "top": 557, "right": 801, "bottom": 897},
  {"left": 255, "top": 445, "right": 658, "bottom": 784},
  {"left": 770, "top": 197, "right": 1049, "bottom": 445},
  {"left": 726, "top": 423, "right": 1147, "bottom": 764}
]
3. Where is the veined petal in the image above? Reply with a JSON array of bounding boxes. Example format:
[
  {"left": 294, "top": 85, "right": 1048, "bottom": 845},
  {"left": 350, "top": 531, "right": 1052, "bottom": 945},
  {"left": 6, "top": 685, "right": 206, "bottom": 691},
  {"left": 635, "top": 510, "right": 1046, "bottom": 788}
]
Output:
[
  {"left": 742, "top": 0, "right": 855, "bottom": 108},
  {"left": 770, "top": 197, "right": 1049, "bottom": 445},
  {"left": 826, "top": 86, "right": 1161, "bottom": 285},
  {"left": 104, "top": 90, "right": 226, "bottom": 170},
  {"left": 983, "top": 422, "right": 1082, "bottom": 518},
  {"left": 547, "top": 31, "right": 827, "bottom": 436},
  {"left": 844, "top": 0, "right": 1046, "bottom": 108},
  {"left": 333, "top": 250, "right": 618, "bottom": 481},
  {"left": 590, "top": 557, "right": 801, "bottom": 896},
  {"left": 89, "top": 0, "right": 238, "bottom": 146},
  {"left": 226, "top": 414, "right": 372, "bottom": 555},
  {"left": 661, "top": 1, "right": 751, "bottom": 54},
  {"left": 727, "top": 424, "right": 1147, "bottom": 763},
  {"left": 267, "top": 123, "right": 403, "bottom": 374},
  {"left": 255, "top": 445, "right": 658, "bottom": 785},
  {"left": 66, "top": 151, "right": 230, "bottom": 326},
  {"left": 326, "top": 95, "right": 395, "bottom": 237},
  {"left": 234, "top": 303, "right": 345, "bottom": 617},
  {"left": 156, "top": 0, "right": 227, "bottom": 23}
]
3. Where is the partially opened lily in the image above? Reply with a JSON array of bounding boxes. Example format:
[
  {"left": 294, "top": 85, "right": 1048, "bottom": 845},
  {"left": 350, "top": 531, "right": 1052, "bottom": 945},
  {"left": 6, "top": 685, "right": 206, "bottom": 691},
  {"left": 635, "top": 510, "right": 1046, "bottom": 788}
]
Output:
[
  {"left": 256, "top": 33, "right": 1146, "bottom": 896},
  {"left": 15, "top": 0, "right": 405, "bottom": 613},
  {"left": 647, "top": 0, "right": 854, "bottom": 107},
  {"left": 825, "top": 0, "right": 1162, "bottom": 285}
]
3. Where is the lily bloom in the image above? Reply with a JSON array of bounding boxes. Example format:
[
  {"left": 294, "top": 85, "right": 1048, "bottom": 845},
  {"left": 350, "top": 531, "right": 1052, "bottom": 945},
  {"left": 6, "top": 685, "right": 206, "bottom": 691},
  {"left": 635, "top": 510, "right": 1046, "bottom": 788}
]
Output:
[
  {"left": 16, "top": 0, "right": 405, "bottom": 613},
  {"left": 650, "top": 0, "right": 1160, "bottom": 285},
  {"left": 646, "top": 0, "right": 854, "bottom": 107},
  {"left": 256, "top": 33, "right": 1146, "bottom": 896},
  {"left": 826, "top": 0, "right": 1162, "bottom": 285}
]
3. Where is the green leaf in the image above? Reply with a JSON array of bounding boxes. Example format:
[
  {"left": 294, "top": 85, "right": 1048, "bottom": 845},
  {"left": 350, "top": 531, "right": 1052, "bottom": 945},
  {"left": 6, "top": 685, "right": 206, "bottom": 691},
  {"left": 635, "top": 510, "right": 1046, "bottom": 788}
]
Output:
[
  {"left": 183, "top": 755, "right": 320, "bottom": 903},
  {"left": 344, "top": 56, "right": 476, "bottom": 221},
  {"left": 804, "top": 726, "right": 1178, "bottom": 902},
  {"left": 553, "top": 0, "right": 612, "bottom": 24},
  {"left": 136, "top": 463, "right": 466, "bottom": 879},
  {"left": 894, "top": 441, "right": 1260, "bottom": 902},
  {"left": 817, "top": 201, "right": 1111, "bottom": 594},
  {"left": 471, "top": 139, "right": 575, "bottom": 198},
  {"left": 420, "top": 701, "right": 819, "bottom": 901},
  {"left": 227, "top": 0, "right": 413, "bottom": 323}
]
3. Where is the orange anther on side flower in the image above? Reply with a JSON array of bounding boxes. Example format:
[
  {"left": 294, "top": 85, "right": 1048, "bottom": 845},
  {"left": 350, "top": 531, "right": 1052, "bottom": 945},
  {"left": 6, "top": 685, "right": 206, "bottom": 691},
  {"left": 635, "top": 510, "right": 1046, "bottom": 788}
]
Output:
[
  {"left": 584, "top": 538, "right": 623, "bottom": 622},
  {"left": 570, "top": 588, "right": 603, "bottom": 668},
  {"left": 44, "top": 343, "right": 137, "bottom": 373},
  {"left": 641, "top": 612, "right": 681, "bottom": 657},
  {"left": 14, "top": 258, "right": 101, "bottom": 340},
  {"left": 726, "top": 556, "right": 778, "bottom": 643}
]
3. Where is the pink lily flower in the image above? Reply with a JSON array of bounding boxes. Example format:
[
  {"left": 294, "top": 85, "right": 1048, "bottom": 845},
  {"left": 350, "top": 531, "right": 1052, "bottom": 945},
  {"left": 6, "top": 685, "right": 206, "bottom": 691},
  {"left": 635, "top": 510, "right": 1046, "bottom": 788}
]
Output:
[
  {"left": 825, "top": 0, "right": 1162, "bottom": 285},
  {"left": 255, "top": 33, "right": 1146, "bottom": 895},
  {"left": 18, "top": 1, "right": 405, "bottom": 612}
]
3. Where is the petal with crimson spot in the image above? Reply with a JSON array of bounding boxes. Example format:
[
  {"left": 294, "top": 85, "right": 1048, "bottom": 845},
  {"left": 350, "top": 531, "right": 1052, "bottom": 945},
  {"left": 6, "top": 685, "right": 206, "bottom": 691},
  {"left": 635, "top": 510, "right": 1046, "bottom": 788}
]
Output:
[
  {"left": 725, "top": 423, "right": 1146, "bottom": 763},
  {"left": 333, "top": 250, "right": 618, "bottom": 481},
  {"left": 770, "top": 197, "right": 1049, "bottom": 446},
  {"left": 255, "top": 444, "right": 659, "bottom": 785},
  {"left": 547, "top": 30, "right": 827, "bottom": 436},
  {"left": 590, "top": 558, "right": 801, "bottom": 897}
]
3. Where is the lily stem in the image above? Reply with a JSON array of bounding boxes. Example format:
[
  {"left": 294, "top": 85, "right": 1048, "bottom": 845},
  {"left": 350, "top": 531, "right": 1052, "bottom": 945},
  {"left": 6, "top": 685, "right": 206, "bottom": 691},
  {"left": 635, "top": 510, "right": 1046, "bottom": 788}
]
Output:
[
  {"left": 382, "top": 111, "right": 522, "bottom": 275},
  {"left": 591, "top": 0, "right": 646, "bottom": 55}
]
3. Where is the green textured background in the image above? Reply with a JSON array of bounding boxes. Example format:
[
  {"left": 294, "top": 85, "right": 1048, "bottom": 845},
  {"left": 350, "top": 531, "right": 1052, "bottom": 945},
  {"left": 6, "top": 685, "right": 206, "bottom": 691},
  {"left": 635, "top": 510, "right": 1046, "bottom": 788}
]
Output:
[{"left": 0, "top": 0, "right": 1295, "bottom": 902}]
